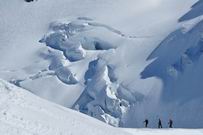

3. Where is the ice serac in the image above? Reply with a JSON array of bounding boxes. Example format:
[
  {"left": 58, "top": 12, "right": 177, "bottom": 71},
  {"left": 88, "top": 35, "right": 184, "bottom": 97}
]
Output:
[
  {"left": 39, "top": 21, "right": 87, "bottom": 62},
  {"left": 39, "top": 18, "right": 118, "bottom": 57},
  {"left": 39, "top": 18, "right": 146, "bottom": 127},
  {"left": 73, "top": 58, "right": 132, "bottom": 127}
]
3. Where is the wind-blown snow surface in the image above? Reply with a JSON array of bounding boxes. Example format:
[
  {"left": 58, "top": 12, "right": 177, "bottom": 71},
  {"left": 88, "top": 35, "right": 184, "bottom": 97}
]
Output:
[
  {"left": 0, "top": 79, "right": 202, "bottom": 135},
  {"left": 0, "top": 0, "right": 203, "bottom": 128},
  {"left": 0, "top": 79, "right": 129, "bottom": 135}
]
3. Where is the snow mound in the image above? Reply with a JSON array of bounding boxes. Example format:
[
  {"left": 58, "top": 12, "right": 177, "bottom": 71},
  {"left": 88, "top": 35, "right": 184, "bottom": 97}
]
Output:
[{"left": 0, "top": 79, "right": 129, "bottom": 135}]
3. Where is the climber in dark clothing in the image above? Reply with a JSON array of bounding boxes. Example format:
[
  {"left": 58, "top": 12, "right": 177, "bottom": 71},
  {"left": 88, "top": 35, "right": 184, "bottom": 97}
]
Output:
[
  {"left": 168, "top": 119, "right": 173, "bottom": 128},
  {"left": 25, "top": 0, "right": 34, "bottom": 2},
  {"left": 143, "top": 119, "right": 149, "bottom": 128},
  {"left": 158, "top": 119, "right": 163, "bottom": 128}
]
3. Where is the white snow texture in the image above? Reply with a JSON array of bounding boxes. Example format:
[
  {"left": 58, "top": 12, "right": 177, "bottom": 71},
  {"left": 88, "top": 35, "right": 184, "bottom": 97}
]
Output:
[{"left": 1, "top": 0, "right": 203, "bottom": 130}]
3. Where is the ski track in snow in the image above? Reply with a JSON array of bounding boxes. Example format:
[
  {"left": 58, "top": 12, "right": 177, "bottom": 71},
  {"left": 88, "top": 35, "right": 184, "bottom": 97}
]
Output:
[
  {"left": 10, "top": 69, "right": 55, "bottom": 87},
  {"left": 87, "top": 22, "right": 153, "bottom": 39}
]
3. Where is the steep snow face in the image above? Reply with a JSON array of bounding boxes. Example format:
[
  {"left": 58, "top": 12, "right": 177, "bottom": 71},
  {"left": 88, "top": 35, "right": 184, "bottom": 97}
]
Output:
[
  {"left": 0, "top": 79, "right": 130, "bottom": 135},
  {"left": 179, "top": 0, "right": 203, "bottom": 22},
  {"left": 140, "top": 0, "right": 203, "bottom": 128}
]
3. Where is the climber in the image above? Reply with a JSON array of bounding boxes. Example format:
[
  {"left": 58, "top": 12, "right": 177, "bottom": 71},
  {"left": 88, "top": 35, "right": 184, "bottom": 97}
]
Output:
[
  {"left": 158, "top": 118, "right": 163, "bottom": 128},
  {"left": 25, "top": 0, "right": 34, "bottom": 2},
  {"left": 143, "top": 119, "right": 149, "bottom": 128},
  {"left": 168, "top": 119, "right": 173, "bottom": 128}
]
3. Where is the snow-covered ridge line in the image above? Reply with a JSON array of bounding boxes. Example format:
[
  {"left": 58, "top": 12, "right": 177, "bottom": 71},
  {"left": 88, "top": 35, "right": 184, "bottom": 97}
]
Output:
[{"left": 0, "top": 79, "right": 130, "bottom": 135}]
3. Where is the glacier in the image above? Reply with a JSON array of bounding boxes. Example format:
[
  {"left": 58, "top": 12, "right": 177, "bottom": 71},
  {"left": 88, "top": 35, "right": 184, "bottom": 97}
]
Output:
[{"left": 0, "top": 0, "right": 203, "bottom": 129}]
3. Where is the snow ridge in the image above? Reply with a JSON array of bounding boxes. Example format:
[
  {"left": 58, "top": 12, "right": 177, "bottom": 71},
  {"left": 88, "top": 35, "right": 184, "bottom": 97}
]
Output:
[{"left": 0, "top": 79, "right": 130, "bottom": 135}]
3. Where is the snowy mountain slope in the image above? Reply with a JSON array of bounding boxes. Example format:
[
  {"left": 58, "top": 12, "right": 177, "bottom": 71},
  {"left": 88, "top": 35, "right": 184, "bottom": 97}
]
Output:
[
  {"left": 1, "top": 0, "right": 203, "bottom": 128},
  {"left": 139, "top": 0, "right": 203, "bottom": 128},
  {"left": 0, "top": 79, "right": 202, "bottom": 135},
  {"left": 0, "top": 79, "right": 130, "bottom": 135}
]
